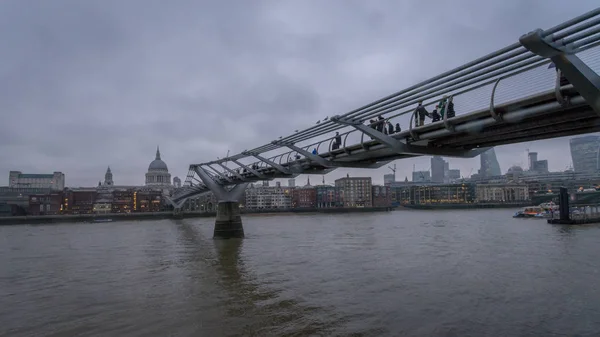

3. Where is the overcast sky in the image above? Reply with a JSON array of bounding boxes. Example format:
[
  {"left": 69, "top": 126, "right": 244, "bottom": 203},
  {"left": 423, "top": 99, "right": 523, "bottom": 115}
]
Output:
[{"left": 1, "top": 0, "right": 599, "bottom": 187}]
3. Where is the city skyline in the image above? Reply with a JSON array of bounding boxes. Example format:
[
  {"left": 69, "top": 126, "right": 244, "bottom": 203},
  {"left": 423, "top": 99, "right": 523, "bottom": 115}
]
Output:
[
  {"left": 0, "top": 136, "right": 587, "bottom": 187},
  {"left": 1, "top": 1, "right": 599, "bottom": 187}
]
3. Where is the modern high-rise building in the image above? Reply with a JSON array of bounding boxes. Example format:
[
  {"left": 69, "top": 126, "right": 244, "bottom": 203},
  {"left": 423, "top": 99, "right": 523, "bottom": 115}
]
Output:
[
  {"left": 528, "top": 152, "right": 538, "bottom": 171},
  {"left": 9, "top": 171, "right": 65, "bottom": 190},
  {"left": 532, "top": 160, "right": 549, "bottom": 173},
  {"left": 431, "top": 156, "right": 446, "bottom": 183},
  {"left": 288, "top": 178, "right": 296, "bottom": 187},
  {"left": 383, "top": 174, "right": 395, "bottom": 186},
  {"left": 479, "top": 148, "right": 501, "bottom": 177},
  {"left": 447, "top": 169, "right": 461, "bottom": 181},
  {"left": 570, "top": 135, "right": 600, "bottom": 173}
]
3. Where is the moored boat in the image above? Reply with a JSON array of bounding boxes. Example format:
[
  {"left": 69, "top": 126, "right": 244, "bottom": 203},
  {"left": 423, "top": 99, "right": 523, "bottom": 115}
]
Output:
[{"left": 92, "top": 218, "right": 114, "bottom": 223}]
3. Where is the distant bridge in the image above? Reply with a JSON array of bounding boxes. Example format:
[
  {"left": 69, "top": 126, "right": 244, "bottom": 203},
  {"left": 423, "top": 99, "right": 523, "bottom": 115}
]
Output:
[{"left": 168, "top": 8, "right": 600, "bottom": 238}]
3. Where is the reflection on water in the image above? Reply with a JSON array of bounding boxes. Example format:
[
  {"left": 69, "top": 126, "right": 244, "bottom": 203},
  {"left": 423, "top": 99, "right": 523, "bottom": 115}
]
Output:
[{"left": 2, "top": 209, "right": 600, "bottom": 336}]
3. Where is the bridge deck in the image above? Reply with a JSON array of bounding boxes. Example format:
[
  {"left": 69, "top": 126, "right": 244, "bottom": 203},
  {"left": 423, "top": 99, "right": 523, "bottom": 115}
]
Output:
[{"left": 172, "top": 86, "right": 595, "bottom": 203}]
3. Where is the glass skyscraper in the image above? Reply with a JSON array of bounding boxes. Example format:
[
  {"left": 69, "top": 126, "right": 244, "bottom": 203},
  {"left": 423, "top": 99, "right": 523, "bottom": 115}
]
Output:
[
  {"left": 479, "top": 148, "right": 501, "bottom": 177},
  {"left": 570, "top": 135, "right": 600, "bottom": 173}
]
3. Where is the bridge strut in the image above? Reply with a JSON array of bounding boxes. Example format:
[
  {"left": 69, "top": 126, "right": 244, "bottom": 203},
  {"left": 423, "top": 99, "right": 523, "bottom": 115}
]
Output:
[
  {"left": 217, "top": 162, "right": 248, "bottom": 181},
  {"left": 231, "top": 159, "right": 266, "bottom": 179},
  {"left": 274, "top": 141, "right": 388, "bottom": 169},
  {"left": 206, "top": 164, "right": 233, "bottom": 183},
  {"left": 330, "top": 116, "right": 488, "bottom": 158},
  {"left": 242, "top": 152, "right": 291, "bottom": 175},
  {"left": 519, "top": 28, "right": 600, "bottom": 115},
  {"left": 193, "top": 165, "right": 247, "bottom": 239}
]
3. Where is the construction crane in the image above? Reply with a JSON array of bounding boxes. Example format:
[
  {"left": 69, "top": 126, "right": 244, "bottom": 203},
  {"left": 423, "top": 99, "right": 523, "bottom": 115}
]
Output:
[
  {"left": 386, "top": 163, "right": 397, "bottom": 183},
  {"left": 388, "top": 163, "right": 396, "bottom": 176},
  {"left": 461, "top": 168, "right": 474, "bottom": 180}
]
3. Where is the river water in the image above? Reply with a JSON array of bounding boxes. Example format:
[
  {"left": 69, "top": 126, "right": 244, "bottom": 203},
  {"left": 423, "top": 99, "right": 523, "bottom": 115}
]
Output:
[{"left": 1, "top": 209, "right": 600, "bottom": 336}]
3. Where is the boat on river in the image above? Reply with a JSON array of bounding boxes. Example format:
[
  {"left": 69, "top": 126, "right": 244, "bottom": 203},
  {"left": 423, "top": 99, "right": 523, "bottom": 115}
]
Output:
[
  {"left": 513, "top": 202, "right": 559, "bottom": 218},
  {"left": 92, "top": 218, "right": 114, "bottom": 223}
]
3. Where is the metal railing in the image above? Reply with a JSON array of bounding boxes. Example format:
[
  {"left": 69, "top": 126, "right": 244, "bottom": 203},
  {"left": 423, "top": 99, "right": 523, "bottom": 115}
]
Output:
[{"left": 174, "top": 8, "right": 600, "bottom": 202}]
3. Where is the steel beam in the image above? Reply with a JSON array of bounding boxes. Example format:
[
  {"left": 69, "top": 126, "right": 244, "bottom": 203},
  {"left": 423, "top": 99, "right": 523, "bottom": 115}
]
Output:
[
  {"left": 193, "top": 165, "right": 248, "bottom": 202},
  {"left": 331, "top": 116, "right": 488, "bottom": 158},
  {"left": 193, "top": 166, "right": 229, "bottom": 200},
  {"left": 222, "top": 183, "right": 249, "bottom": 203},
  {"left": 167, "top": 185, "right": 209, "bottom": 208},
  {"left": 244, "top": 152, "right": 291, "bottom": 174},
  {"left": 231, "top": 159, "right": 266, "bottom": 179},
  {"left": 282, "top": 142, "right": 390, "bottom": 169},
  {"left": 218, "top": 163, "right": 247, "bottom": 181},
  {"left": 519, "top": 28, "right": 600, "bottom": 114},
  {"left": 432, "top": 107, "right": 595, "bottom": 147},
  {"left": 206, "top": 164, "right": 233, "bottom": 183}
]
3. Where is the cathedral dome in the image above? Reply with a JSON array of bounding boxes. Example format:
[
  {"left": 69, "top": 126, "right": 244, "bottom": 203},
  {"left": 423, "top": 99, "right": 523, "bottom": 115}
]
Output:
[
  {"left": 507, "top": 165, "right": 524, "bottom": 173},
  {"left": 145, "top": 146, "right": 172, "bottom": 187},
  {"left": 149, "top": 159, "right": 168, "bottom": 171},
  {"left": 148, "top": 147, "right": 169, "bottom": 171}
]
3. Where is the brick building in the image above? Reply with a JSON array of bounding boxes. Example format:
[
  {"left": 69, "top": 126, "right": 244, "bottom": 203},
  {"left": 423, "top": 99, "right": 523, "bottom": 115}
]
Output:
[
  {"left": 292, "top": 186, "right": 317, "bottom": 208},
  {"left": 372, "top": 185, "right": 392, "bottom": 207},
  {"left": 29, "top": 191, "right": 64, "bottom": 215}
]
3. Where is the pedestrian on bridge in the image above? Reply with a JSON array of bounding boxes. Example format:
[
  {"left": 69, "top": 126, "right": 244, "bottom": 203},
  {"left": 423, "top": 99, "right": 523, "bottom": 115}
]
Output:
[
  {"left": 332, "top": 132, "right": 342, "bottom": 150},
  {"left": 437, "top": 96, "right": 448, "bottom": 118},
  {"left": 415, "top": 101, "right": 429, "bottom": 127},
  {"left": 431, "top": 108, "right": 441, "bottom": 122},
  {"left": 446, "top": 96, "right": 455, "bottom": 118}
]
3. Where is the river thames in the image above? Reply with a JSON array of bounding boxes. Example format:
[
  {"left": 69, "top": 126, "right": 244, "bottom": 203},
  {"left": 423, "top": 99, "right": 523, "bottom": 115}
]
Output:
[{"left": 2, "top": 209, "right": 600, "bottom": 336}]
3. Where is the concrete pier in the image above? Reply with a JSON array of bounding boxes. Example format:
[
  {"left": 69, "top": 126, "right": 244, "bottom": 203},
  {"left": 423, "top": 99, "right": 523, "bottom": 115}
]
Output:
[{"left": 214, "top": 201, "right": 244, "bottom": 239}]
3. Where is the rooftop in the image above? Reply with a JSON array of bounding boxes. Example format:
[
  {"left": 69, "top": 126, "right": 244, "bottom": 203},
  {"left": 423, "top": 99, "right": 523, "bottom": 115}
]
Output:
[{"left": 17, "top": 174, "right": 54, "bottom": 179}]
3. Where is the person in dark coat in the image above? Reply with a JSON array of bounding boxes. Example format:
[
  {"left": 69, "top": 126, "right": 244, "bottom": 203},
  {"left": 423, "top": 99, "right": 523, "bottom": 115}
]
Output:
[
  {"left": 377, "top": 115, "right": 385, "bottom": 132},
  {"left": 431, "top": 108, "right": 440, "bottom": 122},
  {"left": 415, "top": 101, "right": 429, "bottom": 127},
  {"left": 446, "top": 97, "right": 455, "bottom": 118}
]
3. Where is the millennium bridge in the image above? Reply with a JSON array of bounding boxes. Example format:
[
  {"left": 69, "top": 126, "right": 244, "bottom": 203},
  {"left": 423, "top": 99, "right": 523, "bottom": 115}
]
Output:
[{"left": 167, "top": 8, "right": 600, "bottom": 238}]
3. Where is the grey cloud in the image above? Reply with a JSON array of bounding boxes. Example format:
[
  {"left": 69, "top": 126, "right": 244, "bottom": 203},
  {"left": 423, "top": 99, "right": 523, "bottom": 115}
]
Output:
[{"left": 0, "top": 0, "right": 598, "bottom": 187}]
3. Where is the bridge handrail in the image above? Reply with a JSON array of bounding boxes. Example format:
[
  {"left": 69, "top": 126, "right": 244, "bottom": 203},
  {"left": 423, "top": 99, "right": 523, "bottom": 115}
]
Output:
[
  {"left": 246, "top": 37, "right": 599, "bottom": 155},
  {"left": 245, "top": 10, "right": 600, "bottom": 154},
  {"left": 188, "top": 51, "right": 596, "bottom": 190}
]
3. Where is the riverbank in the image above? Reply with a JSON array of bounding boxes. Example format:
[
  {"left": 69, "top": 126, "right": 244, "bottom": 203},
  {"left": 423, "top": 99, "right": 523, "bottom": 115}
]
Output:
[
  {"left": 0, "top": 206, "right": 392, "bottom": 225},
  {"left": 401, "top": 202, "right": 531, "bottom": 210}
]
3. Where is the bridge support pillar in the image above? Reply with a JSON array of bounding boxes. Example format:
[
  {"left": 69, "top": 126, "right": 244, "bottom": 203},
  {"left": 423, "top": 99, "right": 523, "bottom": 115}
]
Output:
[
  {"left": 214, "top": 201, "right": 244, "bottom": 239},
  {"left": 192, "top": 166, "right": 248, "bottom": 239}
]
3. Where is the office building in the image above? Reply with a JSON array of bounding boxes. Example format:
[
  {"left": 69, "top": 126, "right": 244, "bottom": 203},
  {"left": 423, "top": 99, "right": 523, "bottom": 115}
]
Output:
[
  {"left": 479, "top": 148, "right": 501, "bottom": 177},
  {"left": 431, "top": 156, "right": 446, "bottom": 183},
  {"left": 9, "top": 171, "right": 65, "bottom": 190},
  {"left": 570, "top": 135, "right": 600, "bottom": 173}
]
